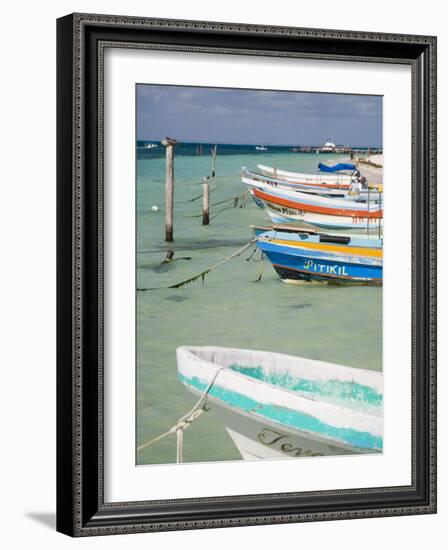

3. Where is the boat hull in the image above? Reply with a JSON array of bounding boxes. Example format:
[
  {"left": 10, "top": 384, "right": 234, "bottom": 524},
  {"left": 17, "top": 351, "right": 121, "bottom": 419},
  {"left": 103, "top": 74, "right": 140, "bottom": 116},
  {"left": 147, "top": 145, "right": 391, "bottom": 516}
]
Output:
[
  {"left": 243, "top": 171, "right": 381, "bottom": 200},
  {"left": 263, "top": 202, "right": 382, "bottom": 231},
  {"left": 248, "top": 183, "right": 382, "bottom": 231},
  {"left": 219, "top": 404, "right": 367, "bottom": 459},
  {"left": 257, "top": 164, "right": 353, "bottom": 185},
  {"left": 177, "top": 346, "right": 383, "bottom": 461},
  {"left": 257, "top": 231, "right": 382, "bottom": 284},
  {"left": 253, "top": 185, "right": 382, "bottom": 216},
  {"left": 242, "top": 172, "right": 350, "bottom": 197}
]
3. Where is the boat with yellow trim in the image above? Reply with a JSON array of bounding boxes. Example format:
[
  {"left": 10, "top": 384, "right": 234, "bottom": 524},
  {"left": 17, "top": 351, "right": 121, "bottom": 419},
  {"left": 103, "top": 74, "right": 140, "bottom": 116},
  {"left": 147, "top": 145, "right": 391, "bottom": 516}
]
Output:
[{"left": 255, "top": 227, "right": 382, "bottom": 285}]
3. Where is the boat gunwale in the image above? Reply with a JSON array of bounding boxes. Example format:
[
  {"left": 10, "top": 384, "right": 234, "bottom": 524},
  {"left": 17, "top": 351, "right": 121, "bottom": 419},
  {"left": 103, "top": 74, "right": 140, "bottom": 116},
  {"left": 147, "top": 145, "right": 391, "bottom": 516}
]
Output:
[
  {"left": 177, "top": 346, "right": 383, "bottom": 422},
  {"left": 264, "top": 206, "right": 383, "bottom": 230},
  {"left": 242, "top": 171, "right": 352, "bottom": 192},
  {"left": 257, "top": 164, "right": 355, "bottom": 183},
  {"left": 253, "top": 185, "right": 383, "bottom": 214},
  {"left": 262, "top": 230, "right": 383, "bottom": 247},
  {"left": 258, "top": 243, "right": 383, "bottom": 268},
  {"left": 256, "top": 192, "right": 383, "bottom": 220},
  {"left": 257, "top": 231, "right": 383, "bottom": 254}
]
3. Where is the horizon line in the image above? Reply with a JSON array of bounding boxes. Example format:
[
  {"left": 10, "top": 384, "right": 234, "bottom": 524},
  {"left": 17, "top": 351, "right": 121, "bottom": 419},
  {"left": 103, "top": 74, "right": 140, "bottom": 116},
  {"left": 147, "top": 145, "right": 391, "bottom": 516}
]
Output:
[{"left": 137, "top": 139, "right": 383, "bottom": 148}]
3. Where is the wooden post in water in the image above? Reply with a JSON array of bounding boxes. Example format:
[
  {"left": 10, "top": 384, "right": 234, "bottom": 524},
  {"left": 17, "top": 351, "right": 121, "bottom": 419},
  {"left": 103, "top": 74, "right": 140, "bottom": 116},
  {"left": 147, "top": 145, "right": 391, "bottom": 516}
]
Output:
[
  {"left": 211, "top": 144, "right": 217, "bottom": 177},
  {"left": 162, "top": 137, "right": 177, "bottom": 241},
  {"left": 202, "top": 177, "right": 210, "bottom": 225}
]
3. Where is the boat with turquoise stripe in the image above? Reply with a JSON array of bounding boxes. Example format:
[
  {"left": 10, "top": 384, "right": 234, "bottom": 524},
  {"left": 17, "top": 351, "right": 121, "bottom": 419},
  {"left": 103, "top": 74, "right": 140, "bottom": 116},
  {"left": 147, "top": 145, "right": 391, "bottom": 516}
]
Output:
[
  {"left": 256, "top": 228, "right": 382, "bottom": 285},
  {"left": 177, "top": 346, "right": 383, "bottom": 461}
]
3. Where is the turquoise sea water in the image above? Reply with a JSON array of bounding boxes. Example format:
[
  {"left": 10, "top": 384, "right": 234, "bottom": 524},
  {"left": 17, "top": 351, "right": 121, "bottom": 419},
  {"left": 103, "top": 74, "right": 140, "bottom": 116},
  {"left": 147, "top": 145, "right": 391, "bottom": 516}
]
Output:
[{"left": 136, "top": 145, "right": 382, "bottom": 465}]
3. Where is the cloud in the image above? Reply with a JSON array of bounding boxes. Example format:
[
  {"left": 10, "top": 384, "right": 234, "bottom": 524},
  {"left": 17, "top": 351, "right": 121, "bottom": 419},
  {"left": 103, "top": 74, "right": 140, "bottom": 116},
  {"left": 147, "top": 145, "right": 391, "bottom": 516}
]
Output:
[{"left": 136, "top": 84, "right": 382, "bottom": 146}]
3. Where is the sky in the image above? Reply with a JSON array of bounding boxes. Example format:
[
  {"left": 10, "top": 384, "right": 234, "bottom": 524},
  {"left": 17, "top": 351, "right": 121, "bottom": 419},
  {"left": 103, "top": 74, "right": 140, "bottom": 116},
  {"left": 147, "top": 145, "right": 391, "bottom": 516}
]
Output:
[{"left": 136, "top": 84, "right": 382, "bottom": 147}]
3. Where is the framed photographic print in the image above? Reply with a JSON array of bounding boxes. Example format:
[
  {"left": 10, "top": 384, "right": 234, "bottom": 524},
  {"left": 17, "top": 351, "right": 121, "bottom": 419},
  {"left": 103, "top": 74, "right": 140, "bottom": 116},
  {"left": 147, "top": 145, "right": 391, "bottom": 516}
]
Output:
[{"left": 56, "top": 13, "right": 437, "bottom": 536}]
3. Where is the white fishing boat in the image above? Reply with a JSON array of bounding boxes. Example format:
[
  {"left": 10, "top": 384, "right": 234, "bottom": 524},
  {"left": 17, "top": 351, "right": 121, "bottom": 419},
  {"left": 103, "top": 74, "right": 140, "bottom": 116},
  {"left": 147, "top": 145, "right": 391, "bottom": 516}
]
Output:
[
  {"left": 255, "top": 145, "right": 268, "bottom": 151},
  {"left": 245, "top": 172, "right": 382, "bottom": 205},
  {"left": 177, "top": 346, "right": 383, "bottom": 460},
  {"left": 258, "top": 164, "right": 354, "bottom": 185},
  {"left": 249, "top": 183, "right": 382, "bottom": 231},
  {"left": 242, "top": 169, "right": 352, "bottom": 197},
  {"left": 144, "top": 142, "right": 158, "bottom": 149},
  {"left": 320, "top": 139, "right": 337, "bottom": 152}
]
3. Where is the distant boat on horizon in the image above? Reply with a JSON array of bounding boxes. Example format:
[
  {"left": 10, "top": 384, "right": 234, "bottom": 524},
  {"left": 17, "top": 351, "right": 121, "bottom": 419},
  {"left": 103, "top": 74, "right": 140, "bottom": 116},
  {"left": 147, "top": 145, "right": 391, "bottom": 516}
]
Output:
[
  {"left": 255, "top": 145, "right": 268, "bottom": 151},
  {"left": 320, "top": 138, "right": 337, "bottom": 152},
  {"left": 144, "top": 142, "right": 158, "bottom": 149}
]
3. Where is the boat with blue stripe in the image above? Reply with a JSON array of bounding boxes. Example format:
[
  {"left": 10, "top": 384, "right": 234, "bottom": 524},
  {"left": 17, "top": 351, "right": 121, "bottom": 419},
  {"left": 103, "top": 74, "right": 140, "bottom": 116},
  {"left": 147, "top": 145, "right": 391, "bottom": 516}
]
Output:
[
  {"left": 255, "top": 228, "right": 382, "bottom": 285},
  {"left": 257, "top": 163, "right": 356, "bottom": 186},
  {"left": 177, "top": 346, "right": 383, "bottom": 460},
  {"left": 242, "top": 168, "right": 352, "bottom": 197},
  {"left": 242, "top": 168, "right": 382, "bottom": 200}
]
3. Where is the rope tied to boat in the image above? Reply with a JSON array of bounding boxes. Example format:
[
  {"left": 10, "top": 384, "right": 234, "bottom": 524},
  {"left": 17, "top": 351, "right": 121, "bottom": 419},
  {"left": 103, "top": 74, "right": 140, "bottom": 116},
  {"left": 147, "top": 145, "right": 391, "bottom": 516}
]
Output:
[
  {"left": 184, "top": 190, "right": 250, "bottom": 218},
  {"left": 137, "top": 238, "right": 258, "bottom": 291},
  {"left": 137, "top": 366, "right": 228, "bottom": 463},
  {"left": 245, "top": 246, "right": 265, "bottom": 282}
]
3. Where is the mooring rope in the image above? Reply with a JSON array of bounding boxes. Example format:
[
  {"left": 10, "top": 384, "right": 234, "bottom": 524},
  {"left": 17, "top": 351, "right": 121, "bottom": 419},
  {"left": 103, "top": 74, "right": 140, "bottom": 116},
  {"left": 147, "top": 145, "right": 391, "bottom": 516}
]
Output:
[
  {"left": 212, "top": 190, "right": 249, "bottom": 208},
  {"left": 213, "top": 170, "right": 240, "bottom": 178},
  {"left": 173, "top": 171, "right": 240, "bottom": 192},
  {"left": 185, "top": 184, "right": 219, "bottom": 203},
  {"left": 137, "top": 366, "right": 228, "bottom": 463},
  {"left": 255, "top": 251, "right": 264, "bottom": 282},
  {"left": 137, "top": 240, "right": 249, "bottom": 255},
  {"left": 184, "top": 190, "right": 249, "bottom": 216},
  {"left": 213, "top": 191, "right": 248, "bottom": 217},
  {"left": 148, "top": 183, "right": 247, "bottom": 212},
  {"left": 137, "top": 239, "right": 258, "bottom": 291},
  {"left": 209, "top": 202, "right": 235, "bottom": 221},
  {"left": 245, "top": 248, "right": 265, "bottom": 282}
]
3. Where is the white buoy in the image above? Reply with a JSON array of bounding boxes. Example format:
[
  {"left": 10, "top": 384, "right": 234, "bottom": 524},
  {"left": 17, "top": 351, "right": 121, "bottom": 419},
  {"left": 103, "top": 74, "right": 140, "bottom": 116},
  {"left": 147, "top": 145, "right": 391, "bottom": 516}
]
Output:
[{"left": 151, "top": 205, "right": 159, "bottom": 212}]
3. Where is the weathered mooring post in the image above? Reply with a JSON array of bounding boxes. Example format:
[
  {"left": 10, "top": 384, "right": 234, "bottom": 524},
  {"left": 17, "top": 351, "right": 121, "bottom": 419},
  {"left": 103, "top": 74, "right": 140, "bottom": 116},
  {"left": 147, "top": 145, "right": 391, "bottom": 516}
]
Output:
[
  {"left": 162, "top": 137, "right": 177, "bottom": 241},
  {"left": 202, "top": 177, "right": 210, "bottom": 225},
  {"left": 211, "top": 144, "right": 217, "bottom": 177}
]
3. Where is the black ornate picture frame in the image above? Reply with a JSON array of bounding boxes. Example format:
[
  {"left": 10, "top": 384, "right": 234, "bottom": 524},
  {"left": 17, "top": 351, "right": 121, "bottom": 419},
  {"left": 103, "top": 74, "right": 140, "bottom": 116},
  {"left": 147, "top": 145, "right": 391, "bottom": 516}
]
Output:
[{"left": 56, "top": 13, "right": 437, "bottom": 536}]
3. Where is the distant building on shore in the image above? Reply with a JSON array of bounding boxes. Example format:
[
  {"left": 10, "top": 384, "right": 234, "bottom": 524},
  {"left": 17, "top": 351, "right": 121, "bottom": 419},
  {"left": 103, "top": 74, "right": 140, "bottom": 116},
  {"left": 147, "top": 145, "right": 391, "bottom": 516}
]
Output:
[
  {"left": 290, "top": 139, "right": 382, "bottom": 155},
  {"left": 320, "top": 138, "right": 337, "bottom": 152}
]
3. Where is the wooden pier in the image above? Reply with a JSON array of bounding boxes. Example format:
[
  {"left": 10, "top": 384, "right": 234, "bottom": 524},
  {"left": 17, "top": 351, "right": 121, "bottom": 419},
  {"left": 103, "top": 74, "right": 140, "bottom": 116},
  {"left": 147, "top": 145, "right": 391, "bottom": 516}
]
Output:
[{"left": 290, "top": 145, "right": 383, "bottom": 155}]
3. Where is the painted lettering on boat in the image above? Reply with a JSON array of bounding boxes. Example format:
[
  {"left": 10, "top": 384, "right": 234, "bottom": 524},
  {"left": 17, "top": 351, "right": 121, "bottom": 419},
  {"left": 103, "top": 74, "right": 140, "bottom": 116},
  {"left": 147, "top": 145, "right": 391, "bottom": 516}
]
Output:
[
  {"left": 303, "top": 259, "right": 348, "bottom": 276},
  {"left": 257, "top": 427, "right": 323, "bottom": 457}
]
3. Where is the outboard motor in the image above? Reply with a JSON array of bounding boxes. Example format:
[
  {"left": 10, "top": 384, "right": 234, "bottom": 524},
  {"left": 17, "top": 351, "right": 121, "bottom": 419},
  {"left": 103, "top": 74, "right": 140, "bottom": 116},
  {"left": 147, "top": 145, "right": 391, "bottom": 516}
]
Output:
[
  {"left": 358, "top": 175, "right": 368, "bottom": 189},
  {"left": 350, "top": 180, "right": 362, "bottom": 200}
]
